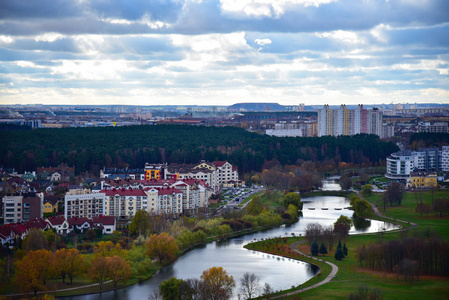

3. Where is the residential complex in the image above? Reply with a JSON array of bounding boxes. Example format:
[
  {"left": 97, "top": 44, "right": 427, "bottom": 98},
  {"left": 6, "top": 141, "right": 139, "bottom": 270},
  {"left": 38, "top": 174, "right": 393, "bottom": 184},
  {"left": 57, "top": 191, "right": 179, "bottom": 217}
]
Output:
[
  {"left": 317, "top": 105, "right": 385, "bottom": 138},
  {"left": 385, "top": 146, "right": 449, "bottom": 179}
]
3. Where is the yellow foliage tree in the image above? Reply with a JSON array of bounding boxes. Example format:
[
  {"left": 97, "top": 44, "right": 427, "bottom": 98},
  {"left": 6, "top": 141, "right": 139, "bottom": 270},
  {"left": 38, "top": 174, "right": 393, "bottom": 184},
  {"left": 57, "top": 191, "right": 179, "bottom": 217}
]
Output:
[
  {"left": 53, "top": 248, "right": 86, "bottom": 284},
  {"left": 200, "top": 266, "right": 235, "bottom": 300},
  {"left": 15, "top": 249, "right": 52, "bottom": 295},
  {"left": 145, "top": 232, "right": 178, "bottom": 264}
]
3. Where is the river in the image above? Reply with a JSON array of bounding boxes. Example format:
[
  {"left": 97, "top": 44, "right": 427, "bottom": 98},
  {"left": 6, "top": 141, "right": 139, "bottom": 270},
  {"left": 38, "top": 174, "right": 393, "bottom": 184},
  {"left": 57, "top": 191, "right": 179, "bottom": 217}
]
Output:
[{"left": 63, "top": 184, "right": 399, "bottom": 300}]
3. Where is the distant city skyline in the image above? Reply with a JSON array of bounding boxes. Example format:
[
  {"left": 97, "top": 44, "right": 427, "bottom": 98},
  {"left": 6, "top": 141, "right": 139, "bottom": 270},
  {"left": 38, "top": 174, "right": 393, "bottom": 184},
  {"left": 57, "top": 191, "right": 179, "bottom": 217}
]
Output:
[{"left": 1, "top": 1, "right": 448, "bottom": 106}]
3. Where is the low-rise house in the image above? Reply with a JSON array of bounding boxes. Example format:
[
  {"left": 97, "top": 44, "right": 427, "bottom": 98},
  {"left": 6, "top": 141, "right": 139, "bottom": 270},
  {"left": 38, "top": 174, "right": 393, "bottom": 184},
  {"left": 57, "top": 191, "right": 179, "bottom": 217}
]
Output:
[
  {"left": 46, "top": 216, "right": 70, "bottom": 234},
  {"left": 43, "top": 195, "right": 60, "bottom": 214},
  {"left": 93, "top": 216, "right": 116, "bottom": 234},
  {"left": 68, "top": 217, "right": 93, "bottom": 233},
  {"left": 408, "top": 172, "right": 438, "bottom": 188},
  {"left": 0, "top": 226, "right": 14, "bottom": 246}
]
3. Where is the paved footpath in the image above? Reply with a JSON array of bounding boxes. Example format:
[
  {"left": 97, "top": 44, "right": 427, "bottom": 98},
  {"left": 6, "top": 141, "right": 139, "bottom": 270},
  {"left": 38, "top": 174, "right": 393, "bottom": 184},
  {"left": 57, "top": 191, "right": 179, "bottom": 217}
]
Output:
[{"left": 270, "top": 241, "right": 338, "bottom": 299}]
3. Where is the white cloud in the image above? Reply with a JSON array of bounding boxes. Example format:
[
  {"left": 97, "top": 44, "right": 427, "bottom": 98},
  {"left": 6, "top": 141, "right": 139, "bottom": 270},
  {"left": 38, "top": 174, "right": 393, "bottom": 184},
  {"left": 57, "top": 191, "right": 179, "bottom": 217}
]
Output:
[
  {"left": 220, "top": 0, "right": 337, "bottom": 18},
  {"left": 255, "top": 38, "right": 272, "bottom": 46}
]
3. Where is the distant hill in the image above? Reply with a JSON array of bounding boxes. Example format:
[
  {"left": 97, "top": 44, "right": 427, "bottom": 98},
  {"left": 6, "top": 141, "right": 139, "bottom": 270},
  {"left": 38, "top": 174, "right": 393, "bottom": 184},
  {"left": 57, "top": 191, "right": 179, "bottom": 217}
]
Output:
[{"left": 228, "top": 103, "right": 286, "bottom": 111}]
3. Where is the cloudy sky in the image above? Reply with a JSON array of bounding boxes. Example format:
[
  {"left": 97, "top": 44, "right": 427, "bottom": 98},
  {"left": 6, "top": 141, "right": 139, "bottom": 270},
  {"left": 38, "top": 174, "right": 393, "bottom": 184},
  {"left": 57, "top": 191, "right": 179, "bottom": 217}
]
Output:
[{"left": 1, "top": 0, "right": 448, "bottom": 106}]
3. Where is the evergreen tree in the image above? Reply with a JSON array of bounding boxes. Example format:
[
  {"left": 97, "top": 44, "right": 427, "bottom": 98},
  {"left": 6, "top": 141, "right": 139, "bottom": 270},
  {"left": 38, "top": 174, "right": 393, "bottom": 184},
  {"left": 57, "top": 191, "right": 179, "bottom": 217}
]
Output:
[
  {"left": 319, "top": 243, "right": 328, "bottom": 256},
  {"left": 310, "top": 240, "right": 319, "bottom": 256},
  {"left": 335, "top": 247, "right": 344, "bottom": 261},
  {"left": 343, "top": 243, "right": 348, "bottom": 257}
]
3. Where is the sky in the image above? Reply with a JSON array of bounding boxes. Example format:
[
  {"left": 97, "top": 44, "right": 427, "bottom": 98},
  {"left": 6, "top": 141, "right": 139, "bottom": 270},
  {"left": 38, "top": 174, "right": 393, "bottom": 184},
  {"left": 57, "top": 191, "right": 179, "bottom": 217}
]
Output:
[{"left": 0, "top": 0, "right": 448, "bottom": 107}]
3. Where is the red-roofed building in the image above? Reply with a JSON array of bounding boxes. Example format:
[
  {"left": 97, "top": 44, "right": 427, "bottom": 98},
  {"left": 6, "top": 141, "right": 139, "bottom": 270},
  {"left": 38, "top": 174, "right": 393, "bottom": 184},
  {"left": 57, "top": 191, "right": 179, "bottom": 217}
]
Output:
[
  {"left": 102, "top": 188, "right": 148, "bottom": 218},
  {"left": 46, "top": 216, "right": 70, "bottom": 234},
  {"left": 0, "top": 226, "right": 14, "bottom": 246},
  {"left": 93, "top": 216, "right": 116, "bottom": 234},
  {"left": 64, "top": 191, "right": 106, "bottom": 220},
  {"left": 68, "top": 217, "right": 93, "bottom": 233},
  {"left": 146, "top": 187, "right": 183, "bottom": 215}
]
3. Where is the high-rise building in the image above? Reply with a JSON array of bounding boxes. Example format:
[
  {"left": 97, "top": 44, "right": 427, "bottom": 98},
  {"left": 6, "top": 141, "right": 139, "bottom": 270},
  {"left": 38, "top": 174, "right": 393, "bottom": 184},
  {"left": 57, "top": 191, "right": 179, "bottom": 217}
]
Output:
[{"left": 317, "top": 104, "right": 384, "bottom": 138}]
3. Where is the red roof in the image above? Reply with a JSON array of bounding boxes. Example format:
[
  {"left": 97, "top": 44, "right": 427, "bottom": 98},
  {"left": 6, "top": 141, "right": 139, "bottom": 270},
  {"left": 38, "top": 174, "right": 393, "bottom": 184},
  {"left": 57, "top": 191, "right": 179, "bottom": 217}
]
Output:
[
  {"left": 102, "top": 189, "right": 147, "bottom": 196},
  {"left": 68, "top": 217, "right": 93, "bottom": 226},
  {"left": 46, "top": 216, "right": 66, "bottom": 226},
  {"left": 147, "top": 187, "right": 182, "bottom": 195},
  {"left": 93, "top": 216, "right": 116, "bottom": 226},
  {"left": 0, "top": 226, "right": 13, "bottom": 238},
  {"left": 213, "top": 161, "right": 228, "bottom": 167}
]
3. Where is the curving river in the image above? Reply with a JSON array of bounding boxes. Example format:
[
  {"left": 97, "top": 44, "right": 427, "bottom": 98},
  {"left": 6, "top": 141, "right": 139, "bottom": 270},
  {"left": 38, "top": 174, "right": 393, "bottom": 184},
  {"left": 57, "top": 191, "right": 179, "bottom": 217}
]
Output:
[{"left": 63, "top": 186, "right": 399, "bottom": 300}]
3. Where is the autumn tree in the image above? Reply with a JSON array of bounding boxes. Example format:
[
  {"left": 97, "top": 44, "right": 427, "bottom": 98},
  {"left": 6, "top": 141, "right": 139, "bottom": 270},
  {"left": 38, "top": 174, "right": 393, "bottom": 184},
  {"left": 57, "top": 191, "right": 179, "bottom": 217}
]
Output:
[
  {"left": 129, "top": 210, "right": 151, "bottom": 237},
  {"left": 201, "top": 266, "right": 235, "bottom": 300},
  {"left": 94, "top": 241, "right": 125, "bottom": 258},
  {"left": 107, "top": 255, "right": 132, "bottom": 287},
  {"left": 89, "top": 256, "right": 109, "bottom": 290},
  {"left": 361, "top": 184, "right": 373, "bottom": 198},
  {"left": 247, "top": 195, "right": 264, "bottom": 216},
  {"left": 239, "top": 272, "right": 261, "bottom": 299},
  {"left": 384, "top": 182, "right": 405, "bottom": 207},
  {"left": 145, "top": 233, "right": 179, "bottom": 264},
  {"left": 282, "top": 192, "right": 302, "bottom": 210},
  {"left": 22, "top": 228, "right": 49, "bottom": 251},
  {"left": 353, "top": 198, "right": 373, "bottom": 218},
  {"left": 15, "top": 249, "right": 52, "bottom": 295},
  {"left": 53, "top": 248, "right": 86, "bottom": 284}
]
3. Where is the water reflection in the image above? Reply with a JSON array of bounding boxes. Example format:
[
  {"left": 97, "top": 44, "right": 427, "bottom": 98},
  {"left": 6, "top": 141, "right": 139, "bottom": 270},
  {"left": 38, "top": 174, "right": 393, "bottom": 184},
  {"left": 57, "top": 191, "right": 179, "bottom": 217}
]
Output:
[
  {"left": 307, "top": 264, "right": 320, "bottom": 276},
  {"left": 352, "top": 213, "right": 371, "bottom": 231}
]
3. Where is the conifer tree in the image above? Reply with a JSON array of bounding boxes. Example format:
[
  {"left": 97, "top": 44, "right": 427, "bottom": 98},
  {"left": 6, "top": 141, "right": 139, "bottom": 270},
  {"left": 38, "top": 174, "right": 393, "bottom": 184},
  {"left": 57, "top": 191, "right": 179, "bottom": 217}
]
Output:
[
  {"left": 319, "top": 243, "right": 328, "bottom": 256},
  {"left": 310, "top": 240, "right": 319, "bottom": 256}
]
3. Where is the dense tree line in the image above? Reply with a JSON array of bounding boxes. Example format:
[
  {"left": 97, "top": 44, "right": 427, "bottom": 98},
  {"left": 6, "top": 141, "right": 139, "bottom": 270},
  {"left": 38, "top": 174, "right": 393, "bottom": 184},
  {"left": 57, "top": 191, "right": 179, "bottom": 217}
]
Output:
[
  {"left": 356, "top": 237, "right": 449, "bottom": 279},
  {"left": 2, "top": 125, "right": 398, "bottom": 175},
  {"left": 410, "top": 132, "right": 449, "bottom": 149}
]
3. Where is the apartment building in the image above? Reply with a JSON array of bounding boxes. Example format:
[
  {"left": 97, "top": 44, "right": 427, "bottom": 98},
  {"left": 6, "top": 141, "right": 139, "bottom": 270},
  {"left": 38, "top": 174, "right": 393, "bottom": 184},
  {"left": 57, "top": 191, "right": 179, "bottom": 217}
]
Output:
[
  {"left": 317, "top": 104, "right": 384, "bottom": 138},
  {"left": 146, "top": 187, "right": 183, "bottom": 215},
  {"left": 64, "top": 190, "right": 105, "bottom": 220},
  {"left": 102, "top": 189, "right": 148, "bottom": 218},
  {"left": 2, "top": 193, "right": 43, "bottom": 225},
  {"left": 386, "top": 146, "right": 449, "bottom": 179}
]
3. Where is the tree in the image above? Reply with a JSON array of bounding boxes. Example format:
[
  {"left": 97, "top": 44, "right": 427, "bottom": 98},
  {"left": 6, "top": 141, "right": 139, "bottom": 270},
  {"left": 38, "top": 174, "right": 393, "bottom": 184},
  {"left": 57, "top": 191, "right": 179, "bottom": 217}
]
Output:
[
  {"left": 200, "top": 266, "right": 235, "bottom": 300},
  {"left": 343, "top": 243, "right": 348, "bottom": 257},
  {"left": 384, "top": 182, "right": 405, "bottom": 207},
  {"left": 240, "top": 272, "right": 261, "bottom": 299},
  {"left": 129, "top": 210, "right": 151, "bottom": 237},
  {"left": 333, "top": 222, "right": 349, "bottom": 240},
  {"left": 361, "top": 184, "right": 373, "bottom": 198},
  {"left": 94, "top": 240, "right": 125, "bottom": 258},
  {"left": 89, "top": 256, "right": 109, "bottom": 290},
  {"left": 159, "top": 276, "right": 184, "bottom": 300},
  {"left": 339, "top": 174, "right": 352, "bottom": 190},
  {"left": 334, "top": 215, "right": 353, "bottom": 229},
  {"left": 283, "top": 192, "right": 302, "bottom": 210},
  {"left": 262, "top": 282, "right": 274, "bottom": 298},
  {"left": 145, "top": 233, "right": 179, "bottom": 264},
  {"left": 353, "top": 198, "right": 374, "bottom": 218},
  {"left": 335, "top": 247, "right": 344, "bottom": 261},
  {"left": 22, "top": 228, "right": 49, "bottom": 251},
  {"left": 310, "top": 240, "right": 319, "bottom": 256},
  {"left": 107, "top": 255, "right": 132, "bottom": 287},
  {"left": 84, "top": 229, "right": 97, "bottom": 242},
  {"left": 15, "top": 250, "right": 52, "bottom": 295},
  {"left": 335, "top": 240, "right": 344, "bottom": 261},
  {"left": 415, "top": 202, "right": 432, "bottom": 216},
  {"left": 319, "top": 243, "right": 328, "bottom": 256},
  {"left": 248, "top": 195, "right": 264, "bottom": 216},
  {"left": 53, "top": 248, "right": 86, "bottom": 284}
]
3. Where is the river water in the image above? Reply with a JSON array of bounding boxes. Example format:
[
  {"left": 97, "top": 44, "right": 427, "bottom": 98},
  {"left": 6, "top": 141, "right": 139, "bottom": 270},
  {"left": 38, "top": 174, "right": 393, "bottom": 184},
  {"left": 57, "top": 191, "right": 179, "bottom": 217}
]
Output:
[{"left": 63, "top": 184, "right": 399, "bottom": 300}]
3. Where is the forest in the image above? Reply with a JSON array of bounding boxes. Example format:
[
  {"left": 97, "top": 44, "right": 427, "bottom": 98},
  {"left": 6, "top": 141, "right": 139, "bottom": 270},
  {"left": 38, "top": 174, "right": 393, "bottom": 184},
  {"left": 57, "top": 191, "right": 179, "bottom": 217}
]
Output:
[{"left": 1, "top": 125, "right": 399, "bottom": 175}]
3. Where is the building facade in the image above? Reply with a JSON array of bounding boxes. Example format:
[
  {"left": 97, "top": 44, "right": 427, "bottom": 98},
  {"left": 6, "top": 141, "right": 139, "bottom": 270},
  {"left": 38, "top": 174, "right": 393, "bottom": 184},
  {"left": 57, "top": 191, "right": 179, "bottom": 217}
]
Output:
[{"left": 64, "top": 191, "right": 105, "bottom": 220}]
